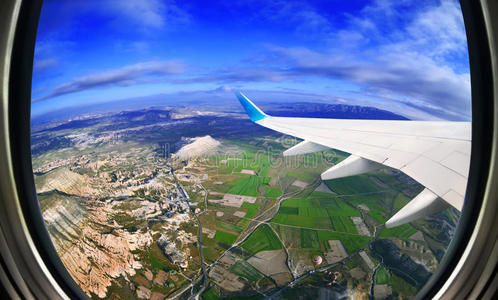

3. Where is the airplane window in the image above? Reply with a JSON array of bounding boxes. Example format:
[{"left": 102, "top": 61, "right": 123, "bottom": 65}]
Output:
[{"left": 31, "top": 1, "right": 470, "bottom": 299}]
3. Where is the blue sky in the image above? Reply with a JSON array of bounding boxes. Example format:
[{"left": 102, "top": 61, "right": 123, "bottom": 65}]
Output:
[{"left": 32, "top": 0, "right": 470, "bottom": 120}]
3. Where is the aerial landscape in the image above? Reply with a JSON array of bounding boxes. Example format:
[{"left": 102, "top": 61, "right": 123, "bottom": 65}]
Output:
[
  {"left": 31, "top": 102, "right": 459, "bottom": 299},
  {"left": 30, "top": 0, "right": 470, "bottom": 299}
]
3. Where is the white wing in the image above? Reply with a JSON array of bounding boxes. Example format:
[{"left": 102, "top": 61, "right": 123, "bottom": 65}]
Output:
[{"left": 237, "top": 92, "right": 471, "bottom": 227}]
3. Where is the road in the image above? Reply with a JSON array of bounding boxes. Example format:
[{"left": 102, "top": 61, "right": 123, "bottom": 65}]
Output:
[{"left": 167, "top": 164, "right": 207, "bottom": 300}]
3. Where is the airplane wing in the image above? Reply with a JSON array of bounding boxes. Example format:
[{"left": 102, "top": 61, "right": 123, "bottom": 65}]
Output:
[{"left": 236, "top": 92, "right": 471, "bottom": 228}]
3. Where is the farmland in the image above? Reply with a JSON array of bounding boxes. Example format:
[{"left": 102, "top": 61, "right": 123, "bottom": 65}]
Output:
[
  {"left": 169, "top": 135, "right": 455, "bottom": 299},
  {"left": 317, "top": 230, "right": 371, "bottom": 254},
  {"left": 271, "top": 189, "right": 363, "bottom": 235},
  {"left": 217, "top": 221, "right": 243, "bottom": 233},
  {"left": 241, "top": 224, "right": 282, "bottom": 254},
  {"left": 376, "top": 266, "right": 391, "bottom": 284},
  {"left": 265, "top": 188, "right": 282, "bottom": 198},
  {"left": 379, "top": 224, "right": 418, "bottom": 239},
  {"left": 226, "top": 175, "right": 269, "bottom": 197},
  {"left": 214, "top": 231, "right": 238, "bottom": 246},
  {"left": 229, "top": 260, "right": 263, "bottom": 282},
  {"left": 330, "top": 216, "right": 358, "bottom": 234},
  {"left": 300, "top": 228, "right": 320, "bottom": 249}
]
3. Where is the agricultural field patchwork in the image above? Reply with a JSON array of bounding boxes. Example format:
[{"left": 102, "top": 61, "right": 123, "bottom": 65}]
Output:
[{"left": 31, "top": 107, "right": 458, "bottom": 299}]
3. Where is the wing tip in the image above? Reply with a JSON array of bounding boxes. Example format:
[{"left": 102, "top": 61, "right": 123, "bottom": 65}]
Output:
[{"left": 236, "top": 92, "right": 267, "bottom": 122}]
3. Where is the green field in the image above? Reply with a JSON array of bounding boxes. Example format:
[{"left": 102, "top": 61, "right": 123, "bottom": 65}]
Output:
[
  {"left": 272, "top": 214, "right": 332, "bottom": 229},
  {"left": 279, "top": 206, "right": 298, "bottom": 215},
  {"left": 147, "top": 244, "right": 178, "bottom": 272},
  {"left": 241, "top": 224, "right": 282, "bottom": 254},
  {"left": 393, "top": 193, "right": 411, "bottom": 211},
  {"left": 344, "top": 254, "right": 363, "bottom": 269},
  {"left": 298, "top": 207, "right": 329, "bottom": 217},
  {"left": 148, "top": 254, "right": 165, "bottom": 271},
  {"left": 368, "top": 210, "right": 387, "bottom": 223},
  {"left": 322, "top": 198, "right": 361, "bottom": 217},
  {"left": 265, "top": 188, "right": 282, "bottom": 198},
  {"left": 214, "top": 231, "right": 238, "bottom": 245},
  {"left": 391, "top": 273, "right": 418, "bottom": 296},
  {"left": 218, "top": 221, "right": 243, "bottom": 233},
  {"left": 202, "top": 287, "right": 220, "bottom": 300},
  {"left": 236, "top": 202, "right": 260, "bottom": 228},
  {"left": 280, "top": 193, "right": 360, "bottom": 217},
  {"left": 241, "top": 202, "right": 260, "bottom": 218},
  {"left": 281, "top": 197, "right": 313, "bottom": 208},
  {"left": 324, "top": 175, "right": 393, "bottom": 215},
  {"left": 224, "top": 154, "right": 258, "bottom": 174},
  {"left": 325, "top": 175, "right": 383, "bottom": 195},
  {"left": 330, "top": 216, "right": 358, "bottom": 234},
  {"left": 379, "top": 224, "right": 417, "bottom": 239},
  {"left": 229, "top": 260, "right": 263, "bottom": 282},
  {"left": 227, "top": 176, "right": 267, "bottom": 196},
  {"left": 376, "top": 266, "right": 391, "bottom": 284},
  {"left": 317, "top": 230, "right": 371, "bottom": 254},
  {"left": 258, "top": 164, "right": 271, "bottom": 177},
  {"left": 300, "top": 228, "right": 320, "bottom": 248},
  {"left": 273, "top": 190, "right": 364, "bottom": 231}
]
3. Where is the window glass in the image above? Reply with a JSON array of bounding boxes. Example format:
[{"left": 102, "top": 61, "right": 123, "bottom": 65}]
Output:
[{"left": 31, "top": 1, "right": 470, "bottom": 299}]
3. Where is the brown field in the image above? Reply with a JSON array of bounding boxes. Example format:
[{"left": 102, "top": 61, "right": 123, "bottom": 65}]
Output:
[
  {"left": 374, "top": 284, "right": 393, "bottom": 299},
  {"left": 409, "top": 231, "right": 425, "bottom": 241},
  {"left": 233, "top": 211, "right": 246, "bottom": 218},
  {"left": 271, "top": 272, "right": 293, "bottom": 287},
  {"left": 202, "top": 227, "right": 216, "bottom": 239},
  {"left": 325, "top": 240, "right": 348, "bottom": 264},
  {"left": 359, "top": 251, "right": 375, "bottom": 269},
  {"left": 291, "top": 180, "right": 308, "bottom": 188},
  {"left": 209, "top": 194, "right": 257, "bottom": 207},
  {"left": 350, "top": 267, "right": 367, "bottom": 280},
  {"left": 314, "top": 182, "right": 335, "bottom": 194},
  {"left": 287, "top": 248, "right": 317, "bottom": 276},
  {"left": 240, "top": 169, "right": 256, "bottom": 175},
  {"left": 247, "top": 250, "right": 289, "bottom": 276},
  {"left": 209, "top": 265, "right": 245, "bottom": 292},
  {"left": 351, "top": 217, "right": 371, "bottom": 236}
]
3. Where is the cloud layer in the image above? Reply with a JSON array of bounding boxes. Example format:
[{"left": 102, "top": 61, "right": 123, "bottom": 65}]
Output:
[{"left": 32, "top": 61, "right": 185, "bottom": 102}]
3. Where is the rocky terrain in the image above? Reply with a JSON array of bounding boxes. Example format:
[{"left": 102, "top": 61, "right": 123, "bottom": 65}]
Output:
[
  {"left": 33, "top": 141, "right": 201, "bottom": 298},
  {"left": 174, "top": 135, "right": 221, "bottom": 160}
]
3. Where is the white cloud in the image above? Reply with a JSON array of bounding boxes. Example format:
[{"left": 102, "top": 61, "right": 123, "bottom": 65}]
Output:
[
  {"left": 33, "top": 60, "right": 185, "bottom": 102},
  {"left": 267, "top": 0, "right": 471, "bottom": 120},
  {"left": 257, "top": 0, "right": 333, "bottom": 35},
  {"left": 406, "top": 0, "right": 467, "bottom": 56},
  {"left": 107, "top": 0, "right": 190, "bottom": 30},
  {"left": 33, "top": 58, "right": 58, "bottom": 72}
]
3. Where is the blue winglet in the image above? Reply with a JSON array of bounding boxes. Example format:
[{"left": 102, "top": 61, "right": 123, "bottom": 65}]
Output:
[{"left": 236, "top": 92, "right": 267, "bottom": 122}]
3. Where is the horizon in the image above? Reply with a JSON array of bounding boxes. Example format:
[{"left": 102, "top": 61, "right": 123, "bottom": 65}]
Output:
[{"left": 30, "top": 92, "right": 410, "bottom": 126}]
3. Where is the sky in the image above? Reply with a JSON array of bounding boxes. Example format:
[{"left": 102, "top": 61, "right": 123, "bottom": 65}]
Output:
[{"left": 31, "top": 0, "right": 471, "bottom": 121}]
